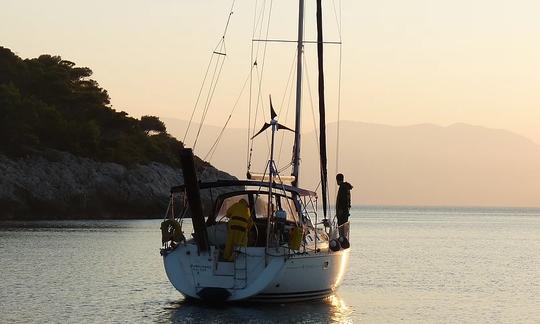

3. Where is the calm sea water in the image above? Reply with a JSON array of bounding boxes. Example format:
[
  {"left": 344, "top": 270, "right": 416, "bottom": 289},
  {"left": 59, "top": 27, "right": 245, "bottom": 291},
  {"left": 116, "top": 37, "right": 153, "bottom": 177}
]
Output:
[{"left": 1, "top": 206, "right": 540, "bottom": 323}]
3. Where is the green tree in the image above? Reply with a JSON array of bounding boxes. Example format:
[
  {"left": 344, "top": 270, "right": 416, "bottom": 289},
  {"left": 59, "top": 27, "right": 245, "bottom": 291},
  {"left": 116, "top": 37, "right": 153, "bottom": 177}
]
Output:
[
  {"left": 0, "top": 46, "right": 194, "bottom": 168},
  {"left": 140, "top": 115, "right": 166, "bottom": 135}
]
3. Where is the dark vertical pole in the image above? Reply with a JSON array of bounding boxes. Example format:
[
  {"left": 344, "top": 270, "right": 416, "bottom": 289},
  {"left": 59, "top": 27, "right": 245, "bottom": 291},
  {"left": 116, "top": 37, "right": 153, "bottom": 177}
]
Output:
[
  {"left": 179, "top": 148, "right": 209, "bottom": 252},
  {"left": 292, "top": 0, "right": 305, "bottom": 188},
  {"left": 316, "top": 0, "right": 328, "bottom": 219}
]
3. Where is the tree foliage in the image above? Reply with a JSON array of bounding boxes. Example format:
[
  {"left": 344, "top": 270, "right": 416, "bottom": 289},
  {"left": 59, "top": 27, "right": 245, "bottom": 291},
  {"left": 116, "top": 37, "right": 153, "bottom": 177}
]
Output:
[
  {"left": 0, "top": 46, "right": 198, "bottom": 168},
  {"left": 140, "top": 115, "right": 167, "bottom": 135}
]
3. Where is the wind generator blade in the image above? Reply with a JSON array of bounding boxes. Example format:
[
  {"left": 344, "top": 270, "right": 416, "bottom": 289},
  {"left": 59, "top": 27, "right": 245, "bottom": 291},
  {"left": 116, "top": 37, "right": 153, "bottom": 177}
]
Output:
[
  {"left": 276, "top": 123, "right": 294, "bottom": 132},
  {"left": 251, "top": 123, "right": 271, "bottom": 139},
  {"left": 269, "top": 95, "right": 277, "bottom": 120}
]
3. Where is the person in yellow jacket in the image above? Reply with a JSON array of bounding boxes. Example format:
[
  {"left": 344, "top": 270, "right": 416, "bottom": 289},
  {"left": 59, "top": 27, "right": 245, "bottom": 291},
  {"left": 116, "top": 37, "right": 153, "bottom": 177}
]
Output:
[{"left": 223, "top": 199, "right": 253, "bottom": 261}]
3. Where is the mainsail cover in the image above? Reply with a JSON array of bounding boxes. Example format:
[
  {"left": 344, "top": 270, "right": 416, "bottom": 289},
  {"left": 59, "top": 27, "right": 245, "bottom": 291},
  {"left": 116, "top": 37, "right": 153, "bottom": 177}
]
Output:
[{"left": 316, "top": 0, "right": 328, "bottom": 219}]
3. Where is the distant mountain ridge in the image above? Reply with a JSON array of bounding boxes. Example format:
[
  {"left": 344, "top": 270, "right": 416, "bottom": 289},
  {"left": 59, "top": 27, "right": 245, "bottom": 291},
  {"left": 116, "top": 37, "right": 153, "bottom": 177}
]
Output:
[{"left": 164, "top": 118, "right": 540, "bottom": 207}]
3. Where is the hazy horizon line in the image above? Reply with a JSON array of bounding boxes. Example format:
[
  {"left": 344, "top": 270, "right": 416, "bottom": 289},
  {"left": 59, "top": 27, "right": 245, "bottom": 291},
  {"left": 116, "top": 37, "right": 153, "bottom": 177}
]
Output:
[
  {"left": 349, "top": 204, "right": 540, "bottom": 211},
  {"left": 162, "top": 116, "right": 540, "bottom": 146}
]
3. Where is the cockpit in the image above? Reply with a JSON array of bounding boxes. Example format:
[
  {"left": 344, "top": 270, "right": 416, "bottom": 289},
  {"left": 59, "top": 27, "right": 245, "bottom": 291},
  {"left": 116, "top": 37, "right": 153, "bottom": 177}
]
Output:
[{"left": 168, "top": 180, "right": 320, "bottom": 254}]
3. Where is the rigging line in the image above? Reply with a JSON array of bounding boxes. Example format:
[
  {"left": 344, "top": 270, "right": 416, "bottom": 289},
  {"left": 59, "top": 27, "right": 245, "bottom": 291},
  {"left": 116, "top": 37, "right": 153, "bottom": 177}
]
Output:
[
  {"left": 248, "top": 1, "right": 272, "bottom": 171},
  {"left": 193, "top": 52, "right": 223, "bottom": 149},
  {"left": 182, "top": 54, "right": 215, "bottom": 144},
  {"left": 278, "top": 162, "right": 292, "bottom": 173},
  {"left": 200, "top": 52, "right": 227, "bottom": 126},
  {"left": 183, "top": 0, "right": 235, "bottom": 146},
  {"left": 260, "top": 0, "right": 274, "bottom": 154},
  {"left": 339, "top": 0, "right": 343, "bottom": 38},
  {"left": 247, "top": 67, "right": 252, "bottom": 171},
  {"left": 204, "top": 69, "right": 252, "bottom": 161},
  {"left": 334, "top": 0, "right": 343, "bottom": 206},
  {"left": 247, "top": 0, "right": 258, "bottom": 171},
  {"left": 332, "top": 0, "right": 342, "bottom": 40},
  {"left": 212, "top": 35, "right": 225, "bottom": 54},
  {"left": 201, "top": 25, "right": 231, "bottom": 123},
  {"left": 276, "top": 78, "right": 295, "bottom": 167},
  {"left": 302, "top": 51, "right": 321, "bottom": 154},
  {"left": 248, "top": 0, "right": 274, "bottom": 161},
  {"left": 276, "top": 50, "right": 298, "bottom": 165},
  {"left": 253, "top": 0, "right": 267, "bottom": 60},
  {"left": 278, "top": 71, "right": 296, "bottom": 163},
  {"left": 276, "top": 78, "right": 295, "bottom": 168},
  {"left": 247, "top": 65, "right": 262, "bottom": 173},
  {"left": 272, "top": 165, "right": 299, "bottom": 224},
  {"left": 199, "top": 49, "right": 222, "bottom": 124},
  {"left": 284, "top": 66, "right": 296, "bottom": 158},
  {"left": 221, "top": 39, "right": 227, "bottom": 57},
  {"left": 252, "top": 0, "right": 258, "bottom": 38},
  {"left": 248, "top": 0, "right": 267, "bottom": 171},
  {"left": 250, "top": 58, "right": 262, "bottom": 137},
  {"left": 335, "top": 45, "right": 342, "bottom": 183},
  {"left": 252, "top": 67, "right": 271, "bottom": 153},
  {"left": 253, "top": 0, "right": 264, "bottom": 50},
  {"left": 278, "top": 50, "right": 298, "bottom": 116},
  {"left": 251, "top": 0, "right": 273, "bottom": 139},
  {"left": 212, "top": 0, "right": 235, "bottom": 53},
  {"left": 222, "top": 0, "right": 236, "bottom": 39},
  {"left": 314, "top": 180, "right": 321, "bottom": 192},
  {"left": 252, "top": 0, "right": 259, "bottom": 38},
  {"left": 193, "top": 53, "right": 227, "bottom": 150}
]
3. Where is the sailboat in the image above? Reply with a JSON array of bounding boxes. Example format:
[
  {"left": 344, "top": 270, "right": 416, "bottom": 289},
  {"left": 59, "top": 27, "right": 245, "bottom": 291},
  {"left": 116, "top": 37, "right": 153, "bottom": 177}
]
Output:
[{"left": 161, "top": 0, "right": 350, "bottom": 302}]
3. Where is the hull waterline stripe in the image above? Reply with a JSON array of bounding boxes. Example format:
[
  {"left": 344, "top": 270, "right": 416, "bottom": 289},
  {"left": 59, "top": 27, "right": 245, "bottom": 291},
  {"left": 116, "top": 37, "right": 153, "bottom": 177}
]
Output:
[
  {"left": 257, "top": 288, "right": 333, "bottom": 296},
  {"left": 253, "top": 293, "right": 331, "bottom": 300},
  {"left": 250, "top": 292, "right": 332, "bottom": 301}
]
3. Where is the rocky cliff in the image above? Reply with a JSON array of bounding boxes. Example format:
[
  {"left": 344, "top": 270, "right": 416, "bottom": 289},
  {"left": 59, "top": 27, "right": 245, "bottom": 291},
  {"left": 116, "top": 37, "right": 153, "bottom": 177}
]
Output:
[{"left": 0, "top": 150, "right": 235, "bottom": 220}]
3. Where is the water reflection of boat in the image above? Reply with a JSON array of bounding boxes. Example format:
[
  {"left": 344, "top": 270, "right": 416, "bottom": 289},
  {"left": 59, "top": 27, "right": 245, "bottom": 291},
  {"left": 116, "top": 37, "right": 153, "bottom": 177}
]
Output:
[
  {"left": 161, "top": 294, "right": 352, "bottom": 323},
  {"left": 160, "top": 0, "right": 350, "bottom": 303}
]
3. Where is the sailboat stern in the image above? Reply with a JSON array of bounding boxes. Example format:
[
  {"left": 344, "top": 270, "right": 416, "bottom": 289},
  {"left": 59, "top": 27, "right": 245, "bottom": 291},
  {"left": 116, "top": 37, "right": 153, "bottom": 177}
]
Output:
[{"left": 163, "top": 244, "right": 285, "bottom": 302}]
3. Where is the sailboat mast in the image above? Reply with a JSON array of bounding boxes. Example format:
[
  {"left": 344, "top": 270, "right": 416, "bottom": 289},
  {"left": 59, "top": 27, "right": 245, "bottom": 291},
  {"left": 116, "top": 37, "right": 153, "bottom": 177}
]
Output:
[
  {"left": 316, "top": 0, "right": 328, "bottom": 218},
  {"left": 291, "top": 0, "right": 304, "bottom": 188}
]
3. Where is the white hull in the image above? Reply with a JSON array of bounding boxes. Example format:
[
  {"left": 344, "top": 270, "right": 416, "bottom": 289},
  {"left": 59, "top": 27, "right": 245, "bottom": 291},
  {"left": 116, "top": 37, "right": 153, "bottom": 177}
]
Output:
[
  {"left": 163, "top": 243, "right": 350, "bottom": 302},
  {"left": 251, "top": 249, "right": 350, "bottom": 302}
]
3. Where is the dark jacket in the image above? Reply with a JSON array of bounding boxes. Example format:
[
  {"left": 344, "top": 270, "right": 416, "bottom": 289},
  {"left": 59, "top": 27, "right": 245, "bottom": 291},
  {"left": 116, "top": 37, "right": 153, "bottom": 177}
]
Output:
[{"left": 336, "top": 182, "right": 353, "bottom": 213}]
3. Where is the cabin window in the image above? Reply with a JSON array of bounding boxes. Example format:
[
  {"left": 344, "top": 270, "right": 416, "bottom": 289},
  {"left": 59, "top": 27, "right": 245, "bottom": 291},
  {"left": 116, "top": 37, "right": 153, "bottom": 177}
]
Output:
[
  {"left": 252, "top": 194, "right": 299, "bottom": 222},
  {"left": 214, "top": 193, "right": 300, "bottom": 223},
  {"left": 215, "top": 194, "right": 250, "bottom": 221}
]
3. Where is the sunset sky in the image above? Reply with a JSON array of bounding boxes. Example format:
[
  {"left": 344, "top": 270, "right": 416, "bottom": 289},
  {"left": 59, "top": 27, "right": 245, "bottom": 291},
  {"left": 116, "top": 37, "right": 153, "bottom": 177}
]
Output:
[{"left": 2, "top": 0, "right": 539, "bottom": 143}]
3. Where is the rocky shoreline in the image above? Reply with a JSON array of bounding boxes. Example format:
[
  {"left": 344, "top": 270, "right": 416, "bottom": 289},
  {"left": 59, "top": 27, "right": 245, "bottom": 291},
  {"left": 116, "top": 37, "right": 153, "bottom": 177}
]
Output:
[{"left": 0, "top": 151, "right": 234, "bottom": 220}]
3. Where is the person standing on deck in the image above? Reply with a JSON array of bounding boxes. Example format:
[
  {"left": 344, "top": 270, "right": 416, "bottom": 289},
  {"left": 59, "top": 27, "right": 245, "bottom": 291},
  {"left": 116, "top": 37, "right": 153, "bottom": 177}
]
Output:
[
  {"left": 336, "top": 173, "right": 353, "bottom": 237},
  {"left": 223, "top": 199, "right": 252, "bottom": 261}
]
